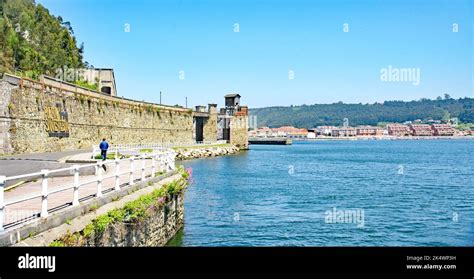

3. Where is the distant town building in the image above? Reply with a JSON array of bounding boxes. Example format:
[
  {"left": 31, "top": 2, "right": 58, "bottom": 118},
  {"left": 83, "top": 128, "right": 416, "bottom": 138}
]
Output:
[
  {"left": 287, "top": 128, "right": 309, "bottom": 139},
  {"left": 387, "top": 124, "right": 411, "bottom": 136},
  {"left": 253, "top": 126, "right": 274, "bottom": 137},
  {"left": 356, "top": 125, "right": 384, "bottom": 136},
  {"left": 431, "top": 124, "right": 456, "bottom": 136},
  {"left": 332, "top": 127, "right": 357, "bottom": 137},
  {"left": 317, "top": 126, "right": 338, "bottom": 136},
  {"left": 409, "top": 124, "right": 433, "bottom": 136},
  {"left": 250, "top": 122, "right": 469, "bottom": 140},
  {"left": 251, "top": 126, "right": 311, "bottom": 139},
  {"left": 426, "top": 119, "right": 442, "bottom": 124},
  {"left": 272, "top": 126, "right": 302, "bottom": 134}
]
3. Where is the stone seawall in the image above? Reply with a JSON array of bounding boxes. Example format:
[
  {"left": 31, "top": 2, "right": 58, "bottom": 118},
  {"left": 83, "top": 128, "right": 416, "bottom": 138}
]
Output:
[
  {"left": 10, "top": 170, "right": 189, "bottom": 247},
  {"left": 53, "top": 192, "right": 185, "bottom": 247},
  {"left": 49, "top": 174, "right": 188, "bottom": 247},
  {"left": 174, "top": 144, "right": 240, "bottom": 160},
  {"left": 230, "top": 115, "right": 249, "bottom": 149},
  {"left": 0, "top": 74, "right": 250, "bottom": 155}
]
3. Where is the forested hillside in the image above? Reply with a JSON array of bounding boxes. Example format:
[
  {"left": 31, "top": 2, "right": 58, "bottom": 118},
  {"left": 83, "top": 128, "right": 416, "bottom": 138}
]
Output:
[
  {"left": 0, "top": 0, "right": 85, "bottom": 79},
  {"left": 250, "top": 96, "right": 474, "bottom": 128}
]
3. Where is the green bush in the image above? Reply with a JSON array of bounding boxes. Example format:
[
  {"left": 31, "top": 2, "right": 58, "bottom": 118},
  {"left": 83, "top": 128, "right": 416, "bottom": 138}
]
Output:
[
  {"left": 94, "top": 153, "right": 120, "bottom": 160},
  {"left": 75, "top": 79, "right": 98, "bottom": 91},
  {"left": 49, "top": 240, "right": 65, "bottom": 247}
]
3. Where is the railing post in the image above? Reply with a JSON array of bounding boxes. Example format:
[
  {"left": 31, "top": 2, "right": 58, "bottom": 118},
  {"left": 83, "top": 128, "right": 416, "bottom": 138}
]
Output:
[
  {"left": 170, "top": 151, "right": 176, "bottom": 170},
  {"left": 164, "top": 153, "right": 169, "bottom": 173},
  {"left": 72, "top": 165, "right": 80, "bottom": 206},
  {"left": 159, "top": 152, "right": 164, "bottom": 173},
  {"left": 115, "top": 158, "right": 121, "bottom": 191},
  {"left": 91, "top": 146, "right": 96, "bottom": 159},
  {"left": 41, "top": 169, "right": 49, "bottom": 218},
  {"left": 151, "top": 155, "right": 156, "bottom": 178},
  {"left": 129, "top": 157, "right": 135, "bottom": 185},
  {"left": 96, "top": 163, "right": 103, "bottom": 198},
  {"left": 0, "top": 175, "right": 5, "bottom": 232},
  {"left": 141, "top": 154, "right": 146, "bottom": 181}
]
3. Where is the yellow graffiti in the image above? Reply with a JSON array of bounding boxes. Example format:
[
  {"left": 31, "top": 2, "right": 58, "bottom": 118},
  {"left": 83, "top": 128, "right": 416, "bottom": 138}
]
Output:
[
  {"left": 44, "top": 106, "right": 69, "bottom": 133},
  {"left": 44, "top": 107, "right": 60, "bottom": 121}
]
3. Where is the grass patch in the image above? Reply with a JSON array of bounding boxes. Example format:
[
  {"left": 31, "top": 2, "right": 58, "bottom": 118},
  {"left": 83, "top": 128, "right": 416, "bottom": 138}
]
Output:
[
  {"left": 7, "top": 102, "right": 15, "bottom": 113},
  {"left": 89, "top": 204, "right": 99, "bottom": 212},
  {"left": 94, "top": 153, "right": 121, "bottom": 160},
  {"left": 49, "top": 240, "right": 65, "bottom": 247},
  {"left": 75, "top": 79, "right": 98, "bottom": 91}
]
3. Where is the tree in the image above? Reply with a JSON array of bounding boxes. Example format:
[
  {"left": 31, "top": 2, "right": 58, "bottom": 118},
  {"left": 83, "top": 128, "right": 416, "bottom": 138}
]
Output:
[
  {"left": 442, "top": 111, "right": 451, "bottom": 123},
  {"left": 444, "top": 93, "right": 451, "bottom": 100},
  {"left": 0, "top": 0, "right": 85, "bottom": 78}
]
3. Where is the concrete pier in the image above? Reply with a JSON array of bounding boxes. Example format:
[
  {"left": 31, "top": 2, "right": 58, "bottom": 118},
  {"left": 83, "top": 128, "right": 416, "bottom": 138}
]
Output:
[{"left": 249, "top": 138, "right": 292, "bottom": 145}]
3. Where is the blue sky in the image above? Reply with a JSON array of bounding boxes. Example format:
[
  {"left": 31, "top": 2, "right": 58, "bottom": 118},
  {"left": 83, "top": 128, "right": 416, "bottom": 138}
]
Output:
[{"left": 38, "top": 0, "right": 473, "bottom": 108}]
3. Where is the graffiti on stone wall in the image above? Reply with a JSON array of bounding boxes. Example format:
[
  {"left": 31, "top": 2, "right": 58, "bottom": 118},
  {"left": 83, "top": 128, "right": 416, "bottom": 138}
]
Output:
[{"left": 44, "top": 106, "right": 69, "bottom": 138}]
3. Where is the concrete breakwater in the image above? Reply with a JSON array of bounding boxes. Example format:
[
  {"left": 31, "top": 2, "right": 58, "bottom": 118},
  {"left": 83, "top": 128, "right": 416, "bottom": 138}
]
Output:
[
  {"left": 249, "top": 137, "right": 292, "bottom": 145},
  {"left": 174, "top": 144, "right": 241, "bottom": 160}
]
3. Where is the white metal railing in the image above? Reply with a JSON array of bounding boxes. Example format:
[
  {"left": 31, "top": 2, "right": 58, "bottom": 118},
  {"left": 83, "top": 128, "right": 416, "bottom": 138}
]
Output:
[
  {"left": 0, "top": 149, "right": 176, "bottom": 232},
  {"left": 91, "top": 141, "right": 228, "bottom": 159},
  {"left": 193, "top": 140, "right": 228, "bottom": 146},
  {"left": 91, "top": 143, "right": 169, "bottom": 159}
]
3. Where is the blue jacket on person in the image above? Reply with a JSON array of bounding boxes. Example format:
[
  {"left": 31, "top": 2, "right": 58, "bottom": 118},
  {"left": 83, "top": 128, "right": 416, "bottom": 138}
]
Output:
[{"left": 99, "top": 140, "right": 109, "bottom": 151}]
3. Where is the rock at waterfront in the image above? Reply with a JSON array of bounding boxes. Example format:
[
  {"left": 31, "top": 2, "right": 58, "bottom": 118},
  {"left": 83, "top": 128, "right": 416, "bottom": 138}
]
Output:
[{"left": 174, "top": 144, "right": 241, "bottom": 160}]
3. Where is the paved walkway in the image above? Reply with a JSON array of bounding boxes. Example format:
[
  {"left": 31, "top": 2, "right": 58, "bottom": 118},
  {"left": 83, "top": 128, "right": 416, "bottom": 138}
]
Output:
[
  {"left": 0, "top": 149, "right": 91, "bottom": 178},
  {"left": 0, "top": 149, "right": 91, "bottom": 161}
]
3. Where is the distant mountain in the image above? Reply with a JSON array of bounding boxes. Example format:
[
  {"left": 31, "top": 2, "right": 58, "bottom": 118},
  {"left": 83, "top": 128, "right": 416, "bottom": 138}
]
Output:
[{"left": 249, "top": 97, "right": 474, "bottom": 128}]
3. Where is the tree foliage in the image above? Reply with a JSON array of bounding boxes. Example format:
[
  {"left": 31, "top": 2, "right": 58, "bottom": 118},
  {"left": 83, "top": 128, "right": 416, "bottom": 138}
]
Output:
[
  {"left": 250, "top": 97, "right": 474, "bottom": 127},
  {"left": 0, "top": 0, "right": 85, "bottom": 78}
]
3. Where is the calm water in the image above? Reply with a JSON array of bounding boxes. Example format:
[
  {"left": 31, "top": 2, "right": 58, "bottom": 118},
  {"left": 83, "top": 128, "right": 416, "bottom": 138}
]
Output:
[{"left": 173, "top": 140, "right": 474, "bottom": 246}]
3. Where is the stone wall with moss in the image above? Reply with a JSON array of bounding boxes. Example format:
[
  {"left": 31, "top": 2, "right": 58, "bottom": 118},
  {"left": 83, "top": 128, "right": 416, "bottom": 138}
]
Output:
[
  {"left": 1, "top": 76, "right": 194, "bottom": 154},
  {"left": 49, "top": 173, "right": 189, "bottom": 247},
  {"left": 230, "top": 115, "right": 249, "bottom": 149},
  {"left": 0, "top": 79, "right": 15, "bottom": 154},
  {"left": 203, "top": 113, "right": 218, "bottom": 142}
]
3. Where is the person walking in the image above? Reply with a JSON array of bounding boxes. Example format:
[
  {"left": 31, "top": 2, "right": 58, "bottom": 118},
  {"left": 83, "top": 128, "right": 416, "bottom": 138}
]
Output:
[{"left": 99, "top": 138, "right": 109, "bottom": 171}]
